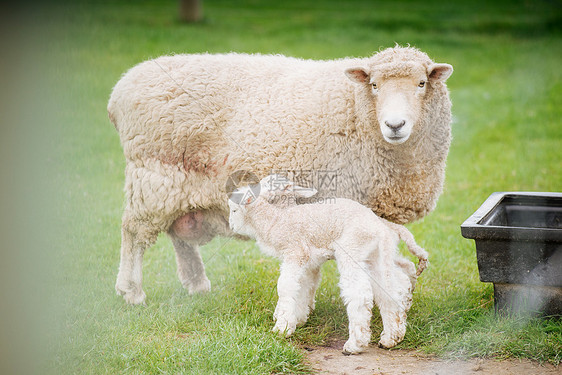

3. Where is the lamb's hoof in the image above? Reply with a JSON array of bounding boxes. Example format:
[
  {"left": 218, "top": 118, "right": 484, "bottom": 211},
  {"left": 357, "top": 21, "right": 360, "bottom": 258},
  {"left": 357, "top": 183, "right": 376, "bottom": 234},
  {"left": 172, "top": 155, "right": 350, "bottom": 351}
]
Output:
[
  {"left": 272, "top": 319, "right": 296, "bottom": 337},
  {"left": 296, "top": 313, "right": 310, "bottom": 327},
  {"left": 342, "top": 340, "right": 366, "bottom": 355},
  {"left": 378, "top": 336, "right": 400, "bottom": 349},
  {"left": 378, "top": 324, "right": 406, "bottom": 349},
  {"left": 186, "top": 277, "right": 211, "bottom": 294}
]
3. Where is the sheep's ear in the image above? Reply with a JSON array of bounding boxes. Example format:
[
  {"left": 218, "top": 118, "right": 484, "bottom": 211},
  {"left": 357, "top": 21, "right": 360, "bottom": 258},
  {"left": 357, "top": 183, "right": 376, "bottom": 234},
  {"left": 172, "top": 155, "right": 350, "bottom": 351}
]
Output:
[
  {"left": 345, "top": 67, "right": 369, "bottom": 84},
  {"left": 428, "top": 63, "right": 453, "bottom": 82}
]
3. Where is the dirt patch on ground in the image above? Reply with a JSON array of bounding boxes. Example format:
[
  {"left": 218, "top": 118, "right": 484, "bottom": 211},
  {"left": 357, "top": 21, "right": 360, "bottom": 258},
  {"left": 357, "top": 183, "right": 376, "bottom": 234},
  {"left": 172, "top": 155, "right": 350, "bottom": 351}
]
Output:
[{"left": 304, "top": 341, "right": 560, "bottom": 375}]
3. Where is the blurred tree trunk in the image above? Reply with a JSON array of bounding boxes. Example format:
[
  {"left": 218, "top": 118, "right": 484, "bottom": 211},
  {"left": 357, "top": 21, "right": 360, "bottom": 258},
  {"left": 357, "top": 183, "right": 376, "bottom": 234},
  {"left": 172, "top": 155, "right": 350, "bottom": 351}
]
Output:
[{"left": 179, "top": 0, "right": 202, "bottom": 22}]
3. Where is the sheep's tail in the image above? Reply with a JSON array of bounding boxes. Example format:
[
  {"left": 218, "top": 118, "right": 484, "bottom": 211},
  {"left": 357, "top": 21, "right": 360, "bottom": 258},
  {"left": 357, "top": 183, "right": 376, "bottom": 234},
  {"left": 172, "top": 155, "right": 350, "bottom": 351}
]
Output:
[
  {"left": 381, "top": 218, "right": 429, "bottom": 277},
  {"left": 107, "top": 99, "right": 119, "bottom": 130}
]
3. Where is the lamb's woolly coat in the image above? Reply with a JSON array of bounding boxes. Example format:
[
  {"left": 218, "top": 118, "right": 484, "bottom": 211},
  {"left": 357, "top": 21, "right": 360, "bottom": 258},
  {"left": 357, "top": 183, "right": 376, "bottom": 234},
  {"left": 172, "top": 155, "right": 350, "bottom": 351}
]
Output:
[
  {"left": 228, "top": 181, "right": 429, "bottom": 354},
  {"left": 108, "top": 46, "right": 452, "bottom": 304}
]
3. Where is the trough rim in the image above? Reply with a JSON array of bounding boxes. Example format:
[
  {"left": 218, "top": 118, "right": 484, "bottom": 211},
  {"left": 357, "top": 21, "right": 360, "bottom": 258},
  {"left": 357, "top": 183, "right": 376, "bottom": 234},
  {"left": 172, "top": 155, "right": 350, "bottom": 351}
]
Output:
[{"left": 461, "top": 191, "right": 562, "bottom": 242}]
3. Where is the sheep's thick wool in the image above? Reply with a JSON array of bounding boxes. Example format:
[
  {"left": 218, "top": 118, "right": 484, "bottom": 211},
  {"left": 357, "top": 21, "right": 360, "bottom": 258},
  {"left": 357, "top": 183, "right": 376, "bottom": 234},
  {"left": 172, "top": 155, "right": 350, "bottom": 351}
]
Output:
[{"left": 108, "top": 46, "right": 452, "bottom": 305}]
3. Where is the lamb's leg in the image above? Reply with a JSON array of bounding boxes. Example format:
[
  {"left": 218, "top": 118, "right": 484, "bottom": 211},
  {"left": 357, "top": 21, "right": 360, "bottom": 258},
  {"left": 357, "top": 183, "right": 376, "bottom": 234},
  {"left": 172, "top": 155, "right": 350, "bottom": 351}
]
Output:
[
  {"left": 394, "top": 255, "right": 417, "bottom": 290},
  {"left": 306, "top": 266, "right": 322, "bottom": 314},
  {"left": 273, "top": 261, "right": 307, "bottom": 336},
  {"left": 381, "top": 218, "right": 428, "bottom": 276},
  {"left": 295, "top": 265, "right": 322, "bottom": 326},
  {"left": 169, "top": 235, "right": 211, "bottom": 294},
  {"left": 376, "top": 294, "right": 409, "bottom": 349},
  {"left": 336, "top": 253, "right": 374, "bottom": 355},
  {"left": 370, "top": 246, "right": 412, "bottom": 348},
  {"left": 115, "top": 217, "right": 158, "bottom": 305}
]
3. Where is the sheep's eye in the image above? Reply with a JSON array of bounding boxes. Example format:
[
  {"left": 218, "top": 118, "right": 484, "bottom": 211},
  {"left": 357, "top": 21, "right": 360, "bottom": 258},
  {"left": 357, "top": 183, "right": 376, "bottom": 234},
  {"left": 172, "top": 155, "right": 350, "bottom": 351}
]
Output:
[
  {"left": 372, "top": 83, "right": 377, "bottom": 89},
  {"left": 418, "top": 81, "right": 426, "bottom": 88}
]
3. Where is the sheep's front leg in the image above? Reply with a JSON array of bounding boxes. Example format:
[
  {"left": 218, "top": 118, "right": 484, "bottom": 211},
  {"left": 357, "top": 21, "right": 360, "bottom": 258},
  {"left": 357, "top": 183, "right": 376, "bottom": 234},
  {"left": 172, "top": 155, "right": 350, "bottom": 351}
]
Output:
[{"left": 273, "top": 262, "right": 307, "bottom": 336}]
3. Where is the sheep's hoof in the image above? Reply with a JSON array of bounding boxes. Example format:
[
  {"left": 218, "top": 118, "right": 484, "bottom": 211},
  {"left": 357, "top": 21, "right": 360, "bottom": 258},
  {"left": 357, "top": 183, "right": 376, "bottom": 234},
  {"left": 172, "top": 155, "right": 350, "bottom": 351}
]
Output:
[
  {"left": 124, "top": 291, "right": 147, "bottom": 305},
  {"left": 186, "top": 277, "right": 211, "bottom": 294},
  {"left": 118, "top": 289, "right": 147, "bottom": 305},
  {"left": 115, "top": 283, "right": 147, "bottom": 305}
]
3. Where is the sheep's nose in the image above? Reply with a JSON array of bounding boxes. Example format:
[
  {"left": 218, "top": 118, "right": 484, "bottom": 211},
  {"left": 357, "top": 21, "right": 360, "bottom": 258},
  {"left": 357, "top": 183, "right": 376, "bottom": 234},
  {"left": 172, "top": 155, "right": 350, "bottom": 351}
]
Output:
[{"left": 385, "top": 119, "right": 406, "bottom": 131}]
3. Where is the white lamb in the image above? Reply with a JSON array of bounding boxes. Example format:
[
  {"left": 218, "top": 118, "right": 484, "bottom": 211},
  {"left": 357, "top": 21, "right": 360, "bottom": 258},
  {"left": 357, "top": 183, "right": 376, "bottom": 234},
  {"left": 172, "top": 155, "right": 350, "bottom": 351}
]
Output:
[{"left": 228, "top": 176, "right": 429, "bottom": 354}]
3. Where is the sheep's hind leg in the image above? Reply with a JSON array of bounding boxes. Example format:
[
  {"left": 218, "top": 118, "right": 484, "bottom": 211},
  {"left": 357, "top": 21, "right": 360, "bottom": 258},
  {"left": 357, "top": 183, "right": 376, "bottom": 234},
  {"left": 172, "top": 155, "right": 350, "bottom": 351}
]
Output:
[
  {"left": 169, "top": 235, "right": 211, "bottom": 294},
  {"left": 168, "top": 211, "right": 214, "bottom": 294},
  {"left": 115, "top": 217, "right": 158, "bottom": 305}
]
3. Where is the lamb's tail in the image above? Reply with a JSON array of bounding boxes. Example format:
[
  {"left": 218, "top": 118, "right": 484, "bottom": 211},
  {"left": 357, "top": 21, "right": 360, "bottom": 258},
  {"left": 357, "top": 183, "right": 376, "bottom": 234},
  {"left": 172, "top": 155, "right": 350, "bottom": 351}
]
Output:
[{"left": 381, "top": 218, "right": 429, "bottom": 277}]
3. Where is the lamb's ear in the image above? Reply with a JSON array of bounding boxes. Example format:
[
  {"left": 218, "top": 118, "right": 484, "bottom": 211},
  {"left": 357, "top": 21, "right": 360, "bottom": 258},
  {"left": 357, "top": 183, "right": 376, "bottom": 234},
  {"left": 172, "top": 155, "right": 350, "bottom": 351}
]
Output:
[
  {"left": 428, "top": 63, "right": 453, "bottom": 82},
  {"left": 244, "top": 194, "right": 255, "bottom": 205},
  {"left": 261, "top": 174, "right": 291, "bottom": 192},
  {"left": 345, "top": 67, "right": 370, "bottom": 84},
  {"left": 293, "top": 186, "right": 318, "bottom": 198},
  {"left": 281, "top": 183, "right": 295, "bottom": 192}
]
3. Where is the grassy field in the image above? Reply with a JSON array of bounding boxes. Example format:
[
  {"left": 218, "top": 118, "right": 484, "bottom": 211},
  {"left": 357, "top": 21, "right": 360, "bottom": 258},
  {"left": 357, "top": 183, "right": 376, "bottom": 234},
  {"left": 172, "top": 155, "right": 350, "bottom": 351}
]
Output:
[{"left": 18, "top": 0, "right": 562, "bottom": 373}]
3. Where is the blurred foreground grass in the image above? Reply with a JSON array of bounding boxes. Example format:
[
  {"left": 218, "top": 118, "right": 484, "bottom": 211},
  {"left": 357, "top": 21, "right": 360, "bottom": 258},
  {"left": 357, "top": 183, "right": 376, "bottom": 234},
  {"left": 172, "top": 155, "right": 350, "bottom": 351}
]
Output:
[{"left": 14, "top": 0, "right": 561, "bottom": 373}]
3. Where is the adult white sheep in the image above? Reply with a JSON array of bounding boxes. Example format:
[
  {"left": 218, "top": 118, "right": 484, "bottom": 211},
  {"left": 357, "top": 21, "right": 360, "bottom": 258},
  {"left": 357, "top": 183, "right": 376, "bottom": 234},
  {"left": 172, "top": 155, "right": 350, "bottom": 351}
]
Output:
[
  {"left": 228, "top": 175, "right": 429, "bottom": 354},
  {"left": 107, "top": 46, "right": 453, "bottom": 305}
]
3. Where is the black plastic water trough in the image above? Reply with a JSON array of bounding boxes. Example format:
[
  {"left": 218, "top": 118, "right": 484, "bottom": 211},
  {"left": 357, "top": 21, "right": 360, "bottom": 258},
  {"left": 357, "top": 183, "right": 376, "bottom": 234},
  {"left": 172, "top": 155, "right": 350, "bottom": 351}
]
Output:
[{"left": 461, "top": 192, "right": 562, "bottom": 316}]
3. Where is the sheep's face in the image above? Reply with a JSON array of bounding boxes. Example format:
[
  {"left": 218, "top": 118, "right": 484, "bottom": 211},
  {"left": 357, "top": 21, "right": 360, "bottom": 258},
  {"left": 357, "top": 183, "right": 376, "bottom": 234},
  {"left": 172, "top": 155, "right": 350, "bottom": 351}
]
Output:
[{"left": 346, "top": 61, "right": 453, "bottom": 145}]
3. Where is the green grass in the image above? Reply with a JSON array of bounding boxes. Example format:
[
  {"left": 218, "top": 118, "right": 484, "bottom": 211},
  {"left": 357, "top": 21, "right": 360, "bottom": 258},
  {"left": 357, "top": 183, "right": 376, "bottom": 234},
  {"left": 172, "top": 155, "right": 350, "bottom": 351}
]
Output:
[{"left": 28, "top": 0, "right": 562, "bottom": 373}]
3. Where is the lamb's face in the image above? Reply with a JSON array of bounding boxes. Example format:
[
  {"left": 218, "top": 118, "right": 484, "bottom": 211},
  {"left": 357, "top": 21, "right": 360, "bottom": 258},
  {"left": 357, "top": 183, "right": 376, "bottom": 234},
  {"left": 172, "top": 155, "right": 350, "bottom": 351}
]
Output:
[
  {"left": 346, "top": 61, "right": 453, "bottom": 145},
  {"left": 228, "top": 184, "right": 259, "bottom": 236},
  {"left": 228, "top": 200, "right": 248, "bottom": 235}
]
